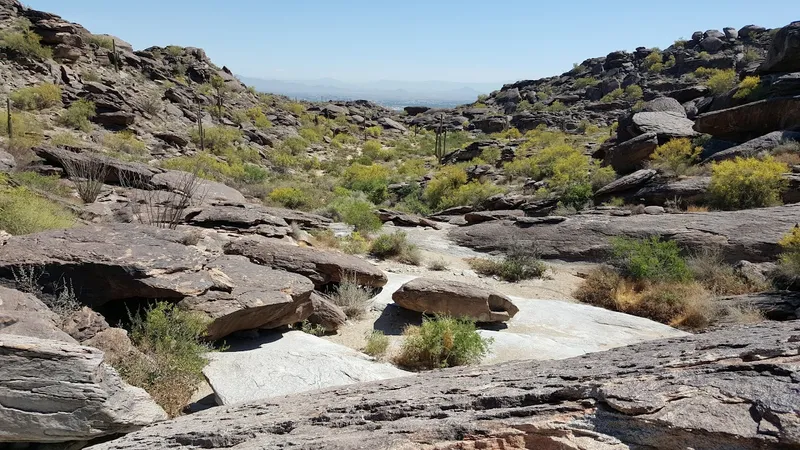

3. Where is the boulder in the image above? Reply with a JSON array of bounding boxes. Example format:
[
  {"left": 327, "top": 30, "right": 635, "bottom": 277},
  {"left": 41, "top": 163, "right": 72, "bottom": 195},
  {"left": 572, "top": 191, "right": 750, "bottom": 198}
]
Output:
[
  {"left": 471, "top": 116, "right": 507, "bottom": 133},
  {"left": 183, "top": 203, "right": 289, "bottom": 230},
  {"left": 759, "top": 21, "right": 800, "bottom": 73},
  {"left": 639, "top": 96, "right": 686, "bottom": 115},
  {"left": 450, "top": 203, "right": 800, "bottom": 263},
  {"left": 693, "top": 96, "right": 800, "bottom": 142},
  {"left": 0, "top": 286, "right": 74, "bottom": 342},
  {"left": 715, "top": 291, "right": 800, "bottom": 321},
  {"left": 703, "top": 130, "right": 800, "bottom": 163},
  {"left": 723, "top": 27, "right": 739, "bottom": 39},
  {"left": 307, "top": 292, "right": 347, "bottom": 332},
  {"left": 603, "top": 132, "right": 659, "bottom": 174},
  {"left": 403, "top": 106, "right": 430, "bottom": 116},
  {"left": 224, "top": 238, "right": 388, "bottom": 288},
  {"left": 700, "top": 36, "right": 725, "bottom": 52},
  {"left": 0, "top": 334, "right": 167, "bottom": 444},
  {"left": 61, "top": 306, "right": 110, "bottom": 342},
  {"left": 0, "top": 225, "right": 315, "bottom": 340},
  {"left": 33, "top": 147, "right": 158, "bottom": 186},
  {"left": 631, "top": 111, "right": 698, "bottom": 138},
  {"left": 377, "top": 209, "right": 440, "bottom": 228},
  {"left": 631, "top": 176, "right": 710, "bottom": 205},
  {"left": 594, "top": 169, "right": 657, "bottom": 197},
  {"left": 259, "top": 206, "right": 331, "bottom": 229},
  {"left": 739, "top": 24, "right": 766, "bottom": 39},
  {"left": 86, "top": 321, "right": 800, "bottom": 450},
  {"left": 378, "top": 117, "right": 407, "bottom": 133},
  {"left": 464, "top": 210, "right": 525, "bottom": 224},
  {"left": 202, "top": 331, "right": 410, "bottom": 406},
  {"left": 0, "top": 149, "right": 15, "bottom": 172},
  {"left": 392, "top": 278, "right": 519, "bottom": 322},
  {"left": 151, "top": 171, "right": 246, "bottom": 204}
]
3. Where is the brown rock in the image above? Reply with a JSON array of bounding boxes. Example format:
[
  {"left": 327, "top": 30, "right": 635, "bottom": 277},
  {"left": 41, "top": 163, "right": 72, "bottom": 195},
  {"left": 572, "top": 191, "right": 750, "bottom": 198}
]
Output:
[
  {"left": 307, "top": 292, "right": 347, "bottom": 332},
  {"left": 392, "top": 277, "right": 519, "bottom": 322}
]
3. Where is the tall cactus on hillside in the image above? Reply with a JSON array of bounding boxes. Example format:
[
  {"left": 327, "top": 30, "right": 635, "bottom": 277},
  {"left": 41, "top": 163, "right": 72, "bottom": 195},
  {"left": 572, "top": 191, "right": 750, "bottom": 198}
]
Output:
[{"left": 434, "top": 114, "right": 447, "bottom": 162}]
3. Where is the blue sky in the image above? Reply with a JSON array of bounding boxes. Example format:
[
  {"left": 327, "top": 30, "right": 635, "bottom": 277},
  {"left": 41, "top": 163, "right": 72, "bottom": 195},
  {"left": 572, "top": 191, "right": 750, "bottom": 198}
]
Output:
[{"left": 25, "top": 0, "right": 794, "bottom": 84}]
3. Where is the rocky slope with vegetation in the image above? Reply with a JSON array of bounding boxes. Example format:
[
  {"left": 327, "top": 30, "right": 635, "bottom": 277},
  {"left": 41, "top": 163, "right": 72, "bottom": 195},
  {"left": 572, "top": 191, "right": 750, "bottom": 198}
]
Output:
[{"left": 1, "top": 0, "right": 799, "bottom": 447}]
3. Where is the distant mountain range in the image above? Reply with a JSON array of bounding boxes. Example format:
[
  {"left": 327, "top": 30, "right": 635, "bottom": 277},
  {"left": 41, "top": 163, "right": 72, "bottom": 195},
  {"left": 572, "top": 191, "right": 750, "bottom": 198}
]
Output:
[{"left": 236, "top": 76, "right": 504, "bottom": 109}]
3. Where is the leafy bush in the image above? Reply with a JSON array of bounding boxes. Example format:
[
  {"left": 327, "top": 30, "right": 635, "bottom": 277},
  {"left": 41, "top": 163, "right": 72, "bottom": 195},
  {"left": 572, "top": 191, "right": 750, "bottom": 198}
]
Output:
[
  {"left": 10, "top": 83, "right": 62, "bottom": 110},
  {"left": 59, "top": 99, "right": 96, "bottom": 132},
  {"left": 86, "top": 34, "right": 114, "bottom": 50},
  {"left": 11, "top": 171, "right": 71, "bottom": 197},
  {"left": 103, "top": 131, "right": 148, "bottom": 156},
  {"left": 330, "top": 272, "right": 372, "bottom": 320},
  {"left": 298, "top": 127, "right": 323, "bottom": 143},
  {"left": 281, "top": 136, "right": 309, "bottom": 154},
  {"left": 365, "top": 126, "right": 382, "bottom": 138},
  {"left": 0, "top": 19, "right": 52, "bottom": 60},
  {"left": 369, "top": 231, "right": 421, "bottom": 265},
  {"left": 574, "top": 77, "right": 600, "bottom": 89},
  {"left": 422, "top": 165, "right": 467, "bottom": 209},
  {"left": 190, "top": 126, "right": 242, "bottom": 152},
  {"left": 284, "top": 102, "right": 305, "bottom": 115},
  {"left": 650, "top": 138, "right": 700, "bottom": 175},
  {"left": 395, "top": 316, "right": 492, "bottom": 370},
  {"left": 590, "top": 164, "right": 617, "bottom": 190},
  {"left": 703, "top": 69, "right": 737, "bottom": 95},
  {"left": 778, "top": 226, "right": 800, "bottom": 276},
  {"left": 244, "top": 107, "right": 272, "bottom": 129},
  {"left": 439, "top": 181, "right": 503, "bottom": 210},
  {"left": 364, "top": 331, "right": 389, "bottom": 357},
  {"left": 0, "top": 186, "right": 74, "bottom": 235},
  {"left": 116, "top": 302, "right": 213, "bottom": 417},
  {"left": 708, "top": 157, "right": 788, "bottom": 210},
  {"left": 611, "top": 236, "right": 691, "bottom": 282},
  {"left": 329, "top": 194, "right": 382, "bottom": 232},
  {"left": 268, "top": 187, "right": 312, "bottom": 209},
  {"left": 601, "top": 88, "right": 624, "bottom": 103},
  {"left": 342, "top": 163, "right": 390, "bottom": 204},
  {"left": 361, "top": 139, "right": 387, "bottom": 161},
  {"left": 547, "top": 100, "right": 567, "bottom": 112},
  {"left": 643, "top": 50, "right": 664, "bottom": 72},
  {"left": 624, "top": 85, "right": 643, "bottom": 100},
  {"left": 733, "top": 76, "right": 762, "bottom": 100},
  {"left": 468, "top": 250, "right": 546, "bottom": 282},
  {"left": 560, "top": 182, "right": 593, "bottom": 209}
]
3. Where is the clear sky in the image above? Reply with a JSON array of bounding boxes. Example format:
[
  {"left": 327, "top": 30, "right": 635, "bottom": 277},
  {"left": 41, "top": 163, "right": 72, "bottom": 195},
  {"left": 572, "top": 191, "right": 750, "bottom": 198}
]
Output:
[{"left": 24, "top": 0, "right": 795, "bottom": 84}]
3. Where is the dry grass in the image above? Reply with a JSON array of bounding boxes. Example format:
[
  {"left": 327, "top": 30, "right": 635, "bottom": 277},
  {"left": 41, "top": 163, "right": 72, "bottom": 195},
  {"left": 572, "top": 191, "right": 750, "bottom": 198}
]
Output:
[
  {"left": 363, "top": 330, "right": 389, "bottom": 358},
  {"left": 427, "top": 258, "right": 449, "bottom": 271},
  {"left": 723, "top": 304, "right": 765, "bottom": 324},
  {"left": 686, "top": 205, "right": 710, "bottom": 213},
  {"left": 687, "top": 247, "right": 767, "bottom": 295},
  {"left": 329, "top": 271, "right": 371, "bottom": 320}
]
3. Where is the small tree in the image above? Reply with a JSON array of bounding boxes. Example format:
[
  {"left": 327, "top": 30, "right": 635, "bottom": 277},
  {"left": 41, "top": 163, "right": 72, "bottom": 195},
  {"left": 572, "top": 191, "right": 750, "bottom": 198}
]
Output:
[{"left": 210, "top": 75, "right": 227, "bottom": 122}]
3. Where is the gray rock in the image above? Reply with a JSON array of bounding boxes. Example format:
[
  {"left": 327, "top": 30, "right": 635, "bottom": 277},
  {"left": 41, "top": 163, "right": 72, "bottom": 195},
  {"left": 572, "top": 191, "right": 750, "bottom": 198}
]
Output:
[
  {"left": 495, "top": 87, "right": 521, "bottom": 103},
  {"left": 700, "top": 36, "right": 725, "bottom": 52},
  {"left": 61, "top": 306, "right": 110, "bottom": 342},
  {"left": 716, "top": 291, "right": 800, "bottom": 321},
  {"left": 0, "top": 334, "right": 167, "bottom": 444},
  {"left": 377, "top": 209, "right": 440, "bottom": 228},
  {"left": 378, "top": 117, "right": 407, "bottom": 133},
  {"left": 224, "top": 238, "right": 388, "bottom": 288},
  {"left": 594, "top": 169, "right": 657, "bottom": 197},
  {"left": 603, "top": 132, "right": 659, "bottom": 174},
  {"left": 632, "top": 111, "right": 698, "bottom": 138},
  {"left": 691, "top": 31, "right": 704, "bottom": 41},
  {"left": 632, "top": 176, "right": 710, "bottom": 206},
  {"left": 184, "top": 203, "right": 289, "bottom": 230},
  {"left": 392, "top": 278, "right": 519, "bottom": 322},
  {"left": 0, "top": 286, "right": 74, "bottom": 342},
  {"left": 704, "top": 29, "right": 725, "bottom": 39},
  {"left": 307, "top": 292, "right": 346, "bottom": 332},
  {"left": 639, "top": 96, "right": 686, "bottom": 115},
  {"left": 450, "top": 203, "right": 800, "bottom": 263},
  {"left": 643, "top": 205, "right": 665, "bottom": 215},
  {"left": 151, "top": 171, "right": 246, "bottom": 204},
  {"left": 471, "top": 116, "right": 507, "bottom": 133},
  {"left": 202, "top": 330, "right": 410, "bottom": 405},
  {"left": 694, "top": 97, "right": 800, "bottom": 142},
  {"left": 0, "top": 149, "right": 15, "bottom": 172},
  {"left": 86, "top": 321, "right": 800, "bottom": 450},
  {"left": 703, "top": 131, "right": 800, "bottom": 163},
  {"left": 723, "top": 27, "right": 739, "bottom": 39},
  {"left": 733, "top": 260, "right": 770, "bottom": 287},
  {"left": 760, "top": 21, "right": 800, "bottom": 73},
  {"left": 464, "top": 209, "right": 525, "bottom": 224},
  {"left": 739, "top": 24, "right": 766, "bottom": 39}
]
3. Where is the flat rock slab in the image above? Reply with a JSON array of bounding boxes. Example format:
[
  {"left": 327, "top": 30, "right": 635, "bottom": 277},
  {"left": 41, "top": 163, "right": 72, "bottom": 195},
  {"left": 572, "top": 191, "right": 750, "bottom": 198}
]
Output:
[
  {"left": 0, "top": 334, "right": 166, "bottom": 444},
  {"left": 694, "top": 96, "right": 800, "bottom": 142},
  {"left": 0, "top": 286, "right": 75, "bottom": 342},
  {"left": 225, "top": 238, "right": 388, "bottom": 288},
  {"left": 202, "top": 330, "right": 410, "bottom": 405},
  {"left": 450, "top": 203, "right": 800, "bottom": 263},
  {"left": 87, "top": 321, "right": 800, "bottom": 449},
  {"left": 392, "top": 278, "right": 519, "bottom": 322}
]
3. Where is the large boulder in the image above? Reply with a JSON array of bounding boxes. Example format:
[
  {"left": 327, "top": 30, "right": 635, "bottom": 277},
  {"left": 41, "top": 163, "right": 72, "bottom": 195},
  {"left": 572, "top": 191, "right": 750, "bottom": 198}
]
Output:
[
  {"left": 703, "top": 130, "right": 800, "bottom": 162},
  {"left": 307, "top": 292, "right": 347, "bottom": 332},
  {"left": 603, "top": 132, "right": 659, "bottom": 174},
  {"left": 694, "top": 96, "right": 800, "bottom": 142},
  {"left": 630, "top": 111, "right": 698, "bottom": 138},
  {"left": 151, "top": 171, "right": 246, "bottom": 204},
  {"left": 392, "top": 278, "right": 519, "bottom": 322},
  {"left": 450, "top": 204, "right": 800, "bottom": 263},
  {"left": 594, "top": 169, "right": 657, "bottom": 197},
  {"left": 0, "top": 149, "right": 15, "bottom": 172},
  {"left": 86, "top": 321, "right": 800, "bottom": 449},
  {"left": 0, "top": 286, "right": 74, "bottom": 342},
  {"left": 225, "top": 238, "right": 387, "bottom": 288},
  {"left": 202, "top": 331, "right": 410, "bottom": 405},
  {"left": 0, "top": 334, "right": 167, "bottom": 444},
  {"left": 0, "top": 225, "right": 315, "bottom": 340},
  {"left": 759, "top": 21, "right": 800, "bottom": 73}
]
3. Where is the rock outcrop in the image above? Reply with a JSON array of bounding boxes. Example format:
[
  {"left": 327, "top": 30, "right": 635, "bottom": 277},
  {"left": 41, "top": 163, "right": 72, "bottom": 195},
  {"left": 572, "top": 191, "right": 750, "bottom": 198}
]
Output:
[
  {"left": 87, "top": 321, "right": 800, "bottom": 449},
  {"left": 392, "top": 278, "right": 519, "bottom": 322},
  {"left": 450, "top": 204, "right": 800, "bottom": 263}
]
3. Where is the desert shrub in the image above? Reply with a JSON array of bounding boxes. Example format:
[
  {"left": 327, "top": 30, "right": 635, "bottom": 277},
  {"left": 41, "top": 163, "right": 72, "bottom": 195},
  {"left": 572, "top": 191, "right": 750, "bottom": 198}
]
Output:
[
  {"left": 0, "top": 186, "right": 74, "bottom": 235},
  {"left": 573, "top": 266, "right": 622, "bottom": 309},
  {"left": 86, "top": 34, "right": 114, "bottom": 50},
  {"left": 427, "top": 258, "right": 449, "bottom": 271},
  {"left": 63, "top": 156, "right": 110, "bottom": 203},
  {"left": 590, "top": 164, "right": 617, "bottom": 190},
  {"left": 395, "top": 316, "right": 492, "bottom": 370},
  {"left": 493, "top": 128, "right": 522, "bottom": 140},
  {"left": 284, "top": 102, "right": 305, "bottom": 115},
  {"left": 560, "top": 182, "right": 593, "bottom": 209},
  {"left": 516, "top": 100, "right": 534, "bottom": 112},
  {"left": 103, "top": 131, "right": 148, "bottom": 156},
  {"left": 650, "top": 138, "right": 701, "bottom": 175},
  {"left": 369, "top": 231, "right": 421, "bottom": 265},
  {"left": 331, "top": 132, "right": 357, "bottom": 148},
  {"left": 611, "top": 236, "right": 691, "bottom": 282},
  {"left": 547, "top": 101, "right": 567, "bottom": 113},
  {"left": 643, "top": 50, "right": 663, "bottom": 72},
  {"left": 50, "top": 132, "right": 81, "bottom": 148},
  {"left": 10, "top": 83, "right": 62, "bottom": 110},
  {"left": 698, "top": 51, "right": 711, "bottom": 61},
  {"left": 480, "top": 146, "right": 502, "bottom": 164},
  {"left": 574, "top": 77, "right": 600, "bottom": 89},
  {"left": 624, "top": 85, "right": 643, "bottom": 100},
  {"left": 365, "top": 126, "right": 382, "bottom": 138},
  {"left": 733, "top": 76, "right": 762, "bottom": 100},
  {"left": 161, "top": 152, "right": 236, "bottom": 181},
  {"left": 601, "top": 88, "right": 624, "bottom": 103},
  {"left": 58, "top": 99, "right": 96, "bottom": 132},
  {"left": 298, "top": 127, "right": 323, "bottom": 143},
  {"left": 708, "top": 157, "right": 788, "bottom": 210},
  {"left": 329, "top": 194, "right": 382, "bottom": 232},
  {"left": 342, "top": 163, "right": 390, "bottom": 204},
  {"left": 742, "top": 46, "right": 762, "bottom": 63},
  {"left": 281, "top": 136, "right": 309, "bottom": 154},
  {"left": 0, "top": 111, "right": 43, "bottom": 157},
  {"left": 468, "top": 250, "right": 546, "bottom": 282},
  {"left": 364, "top": 330, "right": 389, "bottom": 357},
  {"left": 190, "top": 126, "right": 242, "bottom": 152},
  {"left": 361, "top": 139, "right": 385, "bottom": 160},
  {"left": 330, "top": 272, "right": 371, "bottom": 320},
  {"left": 439, "top": 181, "right": 503, "bottom": 210},
  {"left": 268, "top": 187, "right": 312, "bottom": 210},
  {"left": 423, "top": 165, "right": 467, "bottom": 209},
  {"left": 703, "top": 69, "right": 737, "bottom": 95},
  {"left": 688, "top": 247, "right": 764, "bottom": 295},
  {"left": 244, "top": 107, "right": 272, "bottom": 129},
  {"left": 631, "top": 281, "right": 712, "bottom": 328},
  {"left": 778, "top": 226, "right": 800, "bottom": 276},
  {"left": 116, "top": 302, "right": 213, "bottom": 417},
  {"left": 0, "top": 19, "right": 52, "bottom": 60},
  {"left": 674, "top": 39, "right": 687, "bottom": 48}
]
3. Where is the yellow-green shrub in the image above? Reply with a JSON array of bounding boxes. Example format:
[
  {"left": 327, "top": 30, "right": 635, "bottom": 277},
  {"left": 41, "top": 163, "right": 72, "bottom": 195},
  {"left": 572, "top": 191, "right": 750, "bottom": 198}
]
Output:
[
  {"left": 778, "top": 226, "right": 800, "bottom": 275},
  {"left": 423, "top": 166, "right": 468, "bottom": 209},
  {"left": 86, "top": 34, "right": 114, "bottom": 50},
  {"left": 0, "top": 111, "right": 43, "bottom": 152},
  {"left": 643, "top": 50, "right": 664, "bottom": 72},
  {"left": 0, "top": 19, "right": 52, "bottom": 60},
  {"left": 703, "top": 69, "right": 737, "bottom": 95},
  {"left": 58, "top": 99, "right": 96, "bottom": 132},
  {"left": 244, "top": 107, "right": 272, "bottom": 129},
  {"left": 708, "top": 157, "right": 788, "bottom": 210},
  {"left": 624, "top": 85, "right": 643, "bottom": 100},
  {"left": 10, "top": 83, "right": 62, "bottom": 110},
  {"left": 733, "top": 76, "right": 762, "bottom": 100},
  {"left": 103, "top": 131, "right": 148, "bottom": 156},
  {"left": 601, "top": 88, "right": 624, "bottom": 103},
  {"left": 298, "top": 127, "right": 323, "bottom": 143},
  {"left": 190, "top": 126, "right": 242, "bottom": 152},
  {"left": 342, "top": 163, "right": 390, "bottom": 204},
  {"left": 574, "top": 77, "right": 600, "bottom": 88},
  {"left": 268, "top": 187, "right": 312, "bottom": 210},
  {"left": 395, "top": 316, "right": 492, "bottom": 370},
  {"left": 329, "top": 193, "right": 382, "bottom": 232},
  {"left": 161, "top": 152, "right": 240, "bottom": 181},
  {"left": 650, "top": 138, "right": 701, "bottom": 175},
  {"left": 439, "top": 180, "right": 503, "bottom": 210},
  {"left": 0, "top": 186, "right": 74, "bottom": 235},
  {"left": 365, "top": 126, "right": 382, "bottom": 138}
]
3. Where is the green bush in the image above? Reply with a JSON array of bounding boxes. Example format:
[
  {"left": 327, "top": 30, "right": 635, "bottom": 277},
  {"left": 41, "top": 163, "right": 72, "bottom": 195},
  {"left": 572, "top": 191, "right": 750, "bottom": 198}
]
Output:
[
  {"left": 708, "top": 157, "right": 788, "bottom": 210},
  {"left": 369, "top": 231, "right": 421, "bottom": 265},
  {"left": 610, "top": 236, "right": 691, "bottom": 282},
  {"left": 547, "top": 100, "right": 567, "bottom": 113},
  {"left": 10, "top": 83, "right": 62, "bottom": 110},
  {"left": 643, "top": 50, "right": 664, "bottom": 72},
  {"left": 703, "top": 69, "right": 737, "bottom": 95},
  {"left": 298, "top": 127, "right": 323, "bottom": 143},
  {"left": 779, "top": 226, "right": 800, "bottom": 276},
  {"left": 86, "top": 34, "right": 114, "bottom": 50},
  {"left": 440, "top": 181, "right": 503, "bottom": 210},
  {"left": 342, "top": 163, "right": 390, "bottom": 204},
  {"left": 590, "top": 164, "right": 617, "bottom": 190},
  {"left": 268, "top": 187, "right": 312, "bottom": 209},
  {"left": 329, "top": 194, "right": 382, "bottom": 232},
  {"left": 396, "top": 316, "right": 492, "bottom": 370},
  {"left": 0, "top": 186, "right": 74, "bottom": 235},
  {"left": 190, "top": 126, "right": 242, "bottom": 152},
  {"left": 116, "top": 302, "right": 213, "bottom": 417},
  {"left": 601, "top": 88, "right": 624, "bottom": 103},
  {"left": 365, "top": 126, "right": 382, "bottom": 138},
  {"left": 281, "top": 136, "right": 309, "bottom": 154},
  {"left": 244, "top": 107, "right": 272, "bottom": 129},
  {"left": 650, "top": 138, "right": 701, "bottom": 175},
  {"left": 742, "top": 46, "right": 762, "bottom": 63},
  {"left": 422, "top": 166, "right": 467, "bottom": 209},
  {"left": 11, "top": 171, "right": 71, "bottom": 197},
  {"left": 0, "top": 20, "right": 52, "bottom": 60},
  {"left": 468, "top": 249, "right": 546, "bottom": 282},
  {"left": 574, "top": 77, "right": 600, "bottom": 89},
  {"left": 58, "top": 99, "right": 96, "bottom": 132},
  {"left": 733, "top": 76, "right": 763, "bottom": 100},
  {"left": 0, "top": 111, "right": 44, "bottom": 153},
  {"left": 103, "top": 131, "right": 148, "bottom": 156},
  {"left": 161, "top": 152, "right": 240, "bottom": 182},
  {"left": 624, "top": 85, "right": 643, "bottom": 100},
  {"left": 330, "top": 271, "right": 371, "bottom": 320},
  {"left": 560, "top": 182, "right": 593, "bottom": 209},
  {"left": 361, "top": 140, "right": 392, "bottom": 161},
  {"left": 364, "top": 330, "right": 389, "bottom": 357}
]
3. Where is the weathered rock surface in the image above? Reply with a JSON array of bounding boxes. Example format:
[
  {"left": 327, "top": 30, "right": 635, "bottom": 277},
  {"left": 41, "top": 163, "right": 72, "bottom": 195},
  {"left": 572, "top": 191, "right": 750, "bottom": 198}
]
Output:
[
  {"left": 307, "top": 292, "right": 347, "bottom": 332},
  {"left": 392, "top": 278, "right": 519, "bottom": 322},
  {"left": 760, "top": 21, "right": 800, "bottom": 73},
  {"left": 603, "top": 132, "right": 659, "bottom": 174},
  {"left": 594, "top": 169, "right": 657, "bottom": 197},
  {"left": 0, "top": 286, "right": 74, "bottom": 342},
  {"left": 464, "top": 209, "right": 525, "bottom": 224},
  {"left": 225, "top": 238, "right": 388, "bottom": 288},
  {"left": 377, "top": 209, "right": 440, "bottom": 228},
  {"left": 202, "top": 330, "right": 410, "bottom": 405},
  {"left": 88, "top": 321, "right": 800, "bottom": 450},
  {"left": 703, "top": 130, "right": 800, "bottom": 162},
  {"left": 0, "top": 334, "right": 167, "bottom": 444},
  {"left": 716, "top": 291, "right": 800, "bottom": 321},
  {"left": 0, "top": 224, "right": 315, "bottom": 340},
  {"left": 694, "top": 96, "right": 800, "bottom": 142},
  {"left": 450, "top": 204, "right": 800, "bottom": 263}
]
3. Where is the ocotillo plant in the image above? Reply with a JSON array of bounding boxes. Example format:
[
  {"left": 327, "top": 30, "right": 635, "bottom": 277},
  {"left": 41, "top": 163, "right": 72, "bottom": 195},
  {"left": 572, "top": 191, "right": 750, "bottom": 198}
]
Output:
[
  {"left": 434, "top": 115, "right": 447, "bottom": 162},
  {"left": 196, "top": 105, "right": 205, "bottom": 151},
  {"left": 6, "top": 98, "right": 11, "bottom": 139}
]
